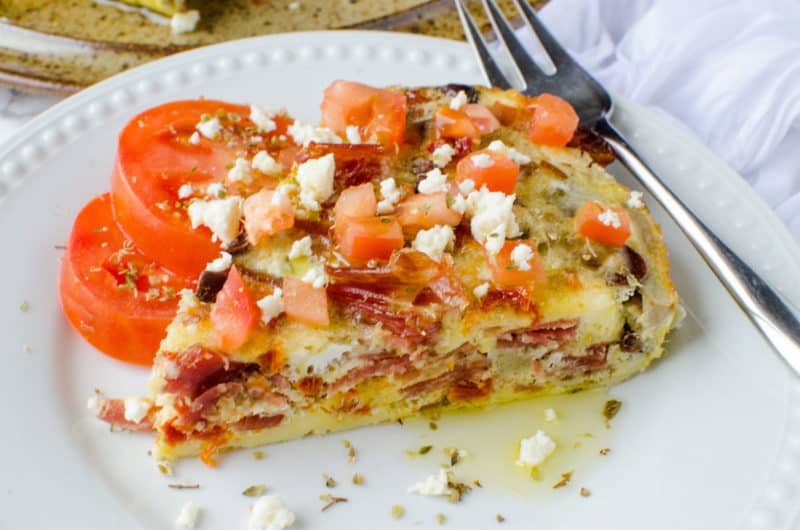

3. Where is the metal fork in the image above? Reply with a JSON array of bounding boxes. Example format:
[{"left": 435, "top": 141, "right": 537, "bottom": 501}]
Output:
[{"left": 455, "top": 0, "right": 800, "bottom": 376}]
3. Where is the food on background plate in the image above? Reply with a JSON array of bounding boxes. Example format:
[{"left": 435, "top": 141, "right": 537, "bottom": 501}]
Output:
[{"left": 65, "top": 80, "right": 681, "bottom": 463}]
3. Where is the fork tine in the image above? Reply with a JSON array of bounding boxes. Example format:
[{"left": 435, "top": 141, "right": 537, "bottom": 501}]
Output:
[
  {"left": 512, "top": 0, "right": 574, "bottom": 71},
  {"left": 453, "top": 0, "right": 513, "bottom": 90},
  {"left": 481, "top": 0, "right": 545, "bottom": 87}
]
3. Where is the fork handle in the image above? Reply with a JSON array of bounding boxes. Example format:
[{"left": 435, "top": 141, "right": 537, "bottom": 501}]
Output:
[{"left": 596, "top": 117, "right": 800, "bottom": 377}]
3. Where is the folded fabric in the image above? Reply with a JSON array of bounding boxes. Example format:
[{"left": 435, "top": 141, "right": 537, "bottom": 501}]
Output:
[{"left": 536, "top": 0, "right": 800, "bottom": 241}]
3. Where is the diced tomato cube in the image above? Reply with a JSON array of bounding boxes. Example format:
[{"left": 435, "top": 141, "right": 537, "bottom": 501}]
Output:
[
  {"left": 528, "top": 93, "right": 579, "bottom": 147},
  {"left": 487, "top": 240, "right": 547, "bottom": 288},
  {"left": 456, "top": 148, "right": 520, "bottom": 194},
  {"left": 575, "top": 200, "right": 631, "bottom": 247},
  {"left": 396, "top": 192, "right": 462, "bottom": 233},
  {"left": 333, "top": 183, "right": 377, "bottom": 239},
  {"left": 243, "top": 188, "right": 295, "bottom": 245},
  {"left": 210, "top": 266, "right": 260, "bottom": 350},
  {"left": 463, "top": 104, "right": 501, "bottom": 135},
  {"left": 283, "top": 277, "right": 330, "bottom": 326},
  {"left": 337, "top": 216, "right": 404, "bottom": 263},
  {"left": 321, "top": 80, "right": 407, "bottom": 146}
]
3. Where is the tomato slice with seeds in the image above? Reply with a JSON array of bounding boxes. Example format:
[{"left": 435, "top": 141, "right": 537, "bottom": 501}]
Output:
[
  {"left": 59, "top": 194, "right": 192, "bottom": 365},
  {"left": 111, "top": 100, "right": 289, "bottom": 277}
]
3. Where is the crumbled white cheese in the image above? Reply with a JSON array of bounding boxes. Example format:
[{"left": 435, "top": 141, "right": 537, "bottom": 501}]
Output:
[
  {"left": 510, "top": 243, "right": 534, "bottom": 271},
  {"left": 627, "top": 190, "right": 644, "bottom": 209},
  {"left": 287, "top": 122, "right": 341, "bottom": 147},
  {"left": 196, "top": 116, "right": 221, "bottom": 139},
  {"left": 598, "top": 208, "right": 622, "bottom": 228},
  {"left": 288, "top": 236, "right": 313, "bottom": 260},
  {"left": 417, "top": 168, "right": 448, "bottom": 194},
  {"left": 177, "top": 288, "right": 200, "bottom": 312},
  {"left": 458, "top": 178, "right": 475, "bottom": 195},
  {"left": 296, "top": 153, "right": 335, "bottom": 211},
  {"left": 301, "top": 264, "right": 328, "bottom": 289},
  {"left": 170, "top": 10, "right": 200, "bottom": 35},
  {"left": 544, "top": 408, "right": 558, "bottom": 422},
  {"left": 516, "top": 430, "right": 557, "bottom": 468},
  {"left": 431, "top": 143, "right": 456, "bottom": 168},
  {"left": 175, "top": 501, "right": 201, "bottom": 529},
  {"left": 86, "top": 396, "right": 100, "bottom": 411},
  {"left": 206, "top": 182, "right": 226, "bottom": 198},
  {"left": 345, "top": 125, "right": 362, "bottom": 144},
  {"left": 487, "top": 139, "right": 531, "bottom": 165},
  {"left": 472, "top": 282, "right": 490, "bottom": 300},
  {"left": 206, "top": 251, "right": 232, "bottom": 272},
  {"left": 248, "top": 495, "right": 295, "bottom": 530},
  {"left": 257, "top": 288, "right": 284, "bottom": 326},
  {"left": 188, "top": 131, "right": 201, "bottom": 145},
  {"left": 288, "top": 1, "right": 301, "bottom": 10},
  {"left": 412, "top": 225, "right": 454, "bottom": 262},
  {"left": 123, "top": 397, "right": 152, "bottom": 424},
  {"left": 470, "top": 152, "right": 495, "bottom": 168},
  {"left": 250, "top": 105, "right": 277, "bottom": 133},
  {"left": 449, "top": 90, "right": 468, "bottom": 111},
  {"left": 227, "top": 157, "right": 252, "bottom": 183},
  {"left": 252, "top": 151, "right": 282, "bottom": 176},
  {"left": 376, "top": 177, "right": 401, "bottom": 214},
  {"left": 408, "top": 469, "right": 453, "bottom": 496},
  {"left": 461, "top": 187, "right": 521, "bottom": 255},
  {"left": 187, "top": 196, "right": 244, "bottom": 243},
  {"left": 177, "top": 183, "right": 194, "bottom": 199}
]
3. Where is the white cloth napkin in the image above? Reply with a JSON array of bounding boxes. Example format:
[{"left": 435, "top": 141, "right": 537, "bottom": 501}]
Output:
[{"left": 1, "top": 0, "right": 798, "bottom": 240}]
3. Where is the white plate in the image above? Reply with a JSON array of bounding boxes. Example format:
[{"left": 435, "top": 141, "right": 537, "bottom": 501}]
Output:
[{"left": 1, "top": 31, "right": 799, "bottom": 530}]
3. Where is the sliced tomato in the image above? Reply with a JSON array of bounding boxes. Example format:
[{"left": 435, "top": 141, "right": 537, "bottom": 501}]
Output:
[
  {"left": 435, "top": 107, "right": 479, "bottom": 140},
  {"left": 112, "top": 100, "right": 287, "bottom": 277},
  {"left": 396, "top": 192, "right": 462, "bottom": 233},
  {"left": 337, "top": 216, "right": 404, "bottom": 263},
  {"left": 242, "top": 188, "right": 295, "bottom": 245},
  {"left": 463, "top": 104, "right": 501, "bottom": 135},
  {"left": 575, "top": 201, "right": 631, "bottom": 247},
  {"left": 59, "top": 194, "right": 192, "bottom": 365},
  {"left": 456, "top": 148, "right": 520, "bottom": 194},
  {"left": 283, "top": 277, "right": 330, "bottom": 326},
  {"left": 528, "top": 93, "right": 579, "bottom": 147},
  {"left": 487, "top": 240, "right": 547, "bottom": 288},
  {"left": 321, "top": 80, "right": 407, "bottom": 146},
  {"left": 210, "top": 266, "right": 260, "bottom": 350},
  {"left": 333, "top": 183, "right": 377, "bottom": 240}
]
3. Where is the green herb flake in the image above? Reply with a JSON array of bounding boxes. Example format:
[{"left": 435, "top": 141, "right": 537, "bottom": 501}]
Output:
[
  {"left": 251, "top": 450, "right": 266, "bottom": 460},
  {"left": 352, "top": 473, "right": 365, "bottom": 485},
  {"left": 391, "top": 505, "right": 405, "bottom": 519},
  {"left": 603, "top": 399, "right": 622, "bottom": 425},
  {"left": 19, "top": 300, "right": 29, "bottom": 312},
  {"left": 419, "top": 445, "right": 433, "bottom": 455},
  {"left": 552, "top": 471, "right": 573, "bottom": 489},
  {"left": 242, "top": 484, "right": 267, "bottom": 497},
  {"left": 435, "top": 513, "right": 446, "bottom": 525},
  {"left": 325, "top": 477, "right": 337, "bottom": 488},
  {"left": 429, "top": 421, "right": 438, "bottom": 431}
]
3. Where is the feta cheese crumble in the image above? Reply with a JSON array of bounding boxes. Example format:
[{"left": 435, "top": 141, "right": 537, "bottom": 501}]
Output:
[
  {"left": 188, "top": 131, "right": 201, "bottom": 145},
  {"left": 187, "top": 196, "right": 244, "bottom": 243},
  {"left": 248, "top": 495, "right": 295, "bottom": 530},
  {"left": 206, "top": 251, "right": 232, "bottom": 272},
  {"left": 461, "top": 187, "right": 521, "bottom": 255},
  {"left": 458, "top": 178, "right": 475, "bottom": 195},
  {"left": 288, "top": 1, "right": 301, "bottom": 10},
  {"left": 598, "top": 208, "right": 622, "bottom": 228},
  {"left": 487, "top": 140, "right": 531, "bottom": 165},
  {"left": 252, "top": 151, "right": 282, "bottom": 176},
  {"left": 296, "top": 153, "right": 335, "bottom": 211},
  {"left": 470, "top": 153, "right": 495, "bottom": 169},
  {"left": 249, "top": 105, "right": 277, "bottom": 133},
  {"left": 516, "top": 430, "right": 557, "bottom": 467},
  {"left": 449, "top": 90, "right": 468, "bottom": 111},
  {"left": 227, "top": 157, "right": 252, "bottom": 183},
  {"left": 544, "top": 408, "right": 558, "bottom": 422},
  {"left": 472, "top": 282, "right": 490, "bottom": 300},
  {"left": 196, "top": 116, "right": 221, "bottom": 139},
  {"left": 177, "top": 183, "right": 194, "bottom": 199},
  {"left": 175, "top": 501, "right": 201, "bottom": 529},
  {"left": 123, "top": 397, "right": 152, "bottom": 424},
  {"left": 417, "top": 168, "right": 448, "bottom": 194},
  {"left": 431, "top": 143, "right": 456, "bottom": 168},
  {"left": 376, "top": 177, "right": 401, "bottom": 214},
  {"left": 509, "top": 243, "right": 534, "bottom": 271},
  {"left": 627, "top": 190, "right": 644, "bottom": 209},
  {"left": 408, "top": 469, "right": 453, "bottom": 497},
  {"left": 170, "top": 10, "right": 200, "bottom": 35},
  {"left": 257, "top": 288, "right": 284, "bottom": 325},
  {"left": 206, "top": 182, "right": 225, "bottom": 198},
  {"left": 301, "top": 264, "right": 328, "bottom": 289},
  {"left": 345, "top": 125, "right": 362, "bottom": 144},
  {"left": 288, "top": 122, "right": 341, "bottom": 147},
  {"left": 288, "top": 236, "right": 313, "bottom": 260},
  {"left": 412, "top": 225, "right": 455, "bottom": 262}
]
